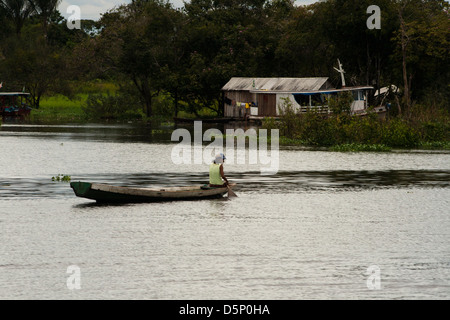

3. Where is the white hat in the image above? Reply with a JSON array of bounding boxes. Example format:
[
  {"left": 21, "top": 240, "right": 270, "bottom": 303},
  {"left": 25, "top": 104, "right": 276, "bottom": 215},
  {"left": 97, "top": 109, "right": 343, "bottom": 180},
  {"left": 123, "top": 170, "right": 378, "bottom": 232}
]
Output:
[{"left": 214, "top": 153, "right": 226, "bottom": 164}]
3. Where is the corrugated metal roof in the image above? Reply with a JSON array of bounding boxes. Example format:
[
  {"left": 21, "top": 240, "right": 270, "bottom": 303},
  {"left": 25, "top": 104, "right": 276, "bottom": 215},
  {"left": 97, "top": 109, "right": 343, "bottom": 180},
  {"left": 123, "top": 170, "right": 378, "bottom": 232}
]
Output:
[
  {"left": 293, "top": 86, "right": 374, "bottom": 95},
  {"left": 222, "top": 77, "right": 331, "bottom": 92},
  {"left": 0, "top": 92, "right": 30, "bottom": 96}
]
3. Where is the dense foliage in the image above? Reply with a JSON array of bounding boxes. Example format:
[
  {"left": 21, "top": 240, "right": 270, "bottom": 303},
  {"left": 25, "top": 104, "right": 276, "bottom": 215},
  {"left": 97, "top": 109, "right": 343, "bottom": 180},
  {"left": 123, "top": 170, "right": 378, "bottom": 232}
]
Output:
[
  {"left": 0, "top": 0, "right": 449, "bottom": 120},
  {"left": 263, "top": 95, "right": 449, "bottom": 148}
]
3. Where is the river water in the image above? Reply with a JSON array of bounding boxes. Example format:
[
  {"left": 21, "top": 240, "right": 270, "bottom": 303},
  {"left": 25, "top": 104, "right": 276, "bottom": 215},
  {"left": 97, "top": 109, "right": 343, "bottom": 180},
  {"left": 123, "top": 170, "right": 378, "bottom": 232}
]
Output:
[{"left": 0, "top": 122, "right": 449, "bottom": 300}]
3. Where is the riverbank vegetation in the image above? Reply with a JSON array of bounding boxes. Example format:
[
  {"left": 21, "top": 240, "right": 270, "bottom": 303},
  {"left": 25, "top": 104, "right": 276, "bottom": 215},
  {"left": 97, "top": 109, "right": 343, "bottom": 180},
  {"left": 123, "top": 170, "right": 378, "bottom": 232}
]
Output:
[
  {"left": 0, "top": 0, "right": 448, "bottom": 147},
  {"left": 262, "top": 95, "right": 450, "bottom": 150}
]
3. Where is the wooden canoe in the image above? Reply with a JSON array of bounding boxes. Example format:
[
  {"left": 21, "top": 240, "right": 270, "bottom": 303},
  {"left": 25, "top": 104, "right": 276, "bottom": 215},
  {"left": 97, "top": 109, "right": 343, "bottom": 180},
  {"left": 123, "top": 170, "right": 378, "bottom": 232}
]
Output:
[{"left": 70, "top": 181, "right": 236, "bottom": 203}]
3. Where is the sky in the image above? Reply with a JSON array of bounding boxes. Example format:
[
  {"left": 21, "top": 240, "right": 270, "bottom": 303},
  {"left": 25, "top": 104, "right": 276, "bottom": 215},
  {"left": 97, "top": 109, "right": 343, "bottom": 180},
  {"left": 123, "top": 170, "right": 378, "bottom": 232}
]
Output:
[{"left": 59, "top": 0, "right": 319, "bottom": 20}]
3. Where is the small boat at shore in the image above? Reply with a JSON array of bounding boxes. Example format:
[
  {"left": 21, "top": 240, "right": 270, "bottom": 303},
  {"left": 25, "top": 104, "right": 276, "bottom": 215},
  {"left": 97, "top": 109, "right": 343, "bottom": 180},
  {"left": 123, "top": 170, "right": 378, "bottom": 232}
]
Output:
[
  {"left": 0, "top": 92, "right": 32, "bottom": 118},
  {"left": 70, "top": 181, "right": 236, "bottom": 203}
]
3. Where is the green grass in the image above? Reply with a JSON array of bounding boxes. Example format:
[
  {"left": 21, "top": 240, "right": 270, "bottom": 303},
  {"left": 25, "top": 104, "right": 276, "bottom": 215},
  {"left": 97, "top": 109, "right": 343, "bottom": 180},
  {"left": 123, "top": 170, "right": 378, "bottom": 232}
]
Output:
[
  {"left": 329, "top": 143, "right": 392, "bottom": 152},
  {"left": 327, "top": 141, "right": 450, "bottom": 152},
  {"left": 418, "top": 141, "right": 450, "bottom": 150},
  {"left": 176, "top": 108, "right": 220, "bottom": 119},
  {"left": 28, "top": 80, "right": 120, "bottom": 124},
  {"left": 75, "top": 81, "right": 118, "bottom": 95},
  {"left": 26, "top": 79, "right": 222, "bottom": 124},
  {"left": 277, "top": 136, "right": 308, "bottom": 146},
  {"left": 29, "top": 95, "right": 87, "bottom": 123}
]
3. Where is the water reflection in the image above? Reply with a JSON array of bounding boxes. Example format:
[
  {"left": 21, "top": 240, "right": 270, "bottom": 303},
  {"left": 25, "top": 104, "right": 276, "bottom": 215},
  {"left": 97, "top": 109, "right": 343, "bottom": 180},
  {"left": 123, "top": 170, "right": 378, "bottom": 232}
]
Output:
[
  {"left": 0, "top": 123, "right": 174, "bottom": 143},
  {"left": 1, "top": 123, "right": 449, "bottom": 199},
  {"left": 1, "top": 170, "right": 449, "bottom": 200},
  {"left": 0, "top": 122, "right": 267, "bottom": 144}
]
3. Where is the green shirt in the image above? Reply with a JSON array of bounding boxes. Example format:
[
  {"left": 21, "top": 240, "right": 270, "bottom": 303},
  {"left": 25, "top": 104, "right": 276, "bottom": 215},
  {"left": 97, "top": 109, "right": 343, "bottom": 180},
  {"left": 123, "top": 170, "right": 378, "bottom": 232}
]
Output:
[{"left": 209, "top": 163, "right": 223, "bottom": 185}]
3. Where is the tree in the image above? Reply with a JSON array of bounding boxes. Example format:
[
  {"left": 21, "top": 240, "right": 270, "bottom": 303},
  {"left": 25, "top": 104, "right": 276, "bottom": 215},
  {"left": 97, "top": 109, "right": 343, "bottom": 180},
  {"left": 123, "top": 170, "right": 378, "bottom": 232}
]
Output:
[
  {"left": 30, "top": 0, "right": 61, "bottom": 39},
  {"left": 0, "top": 35, "right": 70, "bottom": 108},
  {"left": 275, "top": 3, "right": 329, "bottom": 77},
  {"left": 0, "top": 4, "right": 12, "bottom": 40},
  {"left": 0, "top": 0, "right": 34, "bottom": 36},
  {"left": 183, "top": 0, "right": 281, "bottom": 115},
  {"left": 305, "top": 0, "right": 398, "bottom": 87},
  {"left": 392, "top": 0, "right": 450, "bottom": 114},
  {"left": 90, "top": 0, "right": 184, "bottom": 117}
]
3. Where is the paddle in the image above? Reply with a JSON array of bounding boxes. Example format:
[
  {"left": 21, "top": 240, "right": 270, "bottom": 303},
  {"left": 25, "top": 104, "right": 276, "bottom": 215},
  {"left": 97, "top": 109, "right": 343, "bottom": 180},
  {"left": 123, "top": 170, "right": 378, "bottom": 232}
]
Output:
[{"left": 227, "top": 183, "right": 237, "bottom": 197}]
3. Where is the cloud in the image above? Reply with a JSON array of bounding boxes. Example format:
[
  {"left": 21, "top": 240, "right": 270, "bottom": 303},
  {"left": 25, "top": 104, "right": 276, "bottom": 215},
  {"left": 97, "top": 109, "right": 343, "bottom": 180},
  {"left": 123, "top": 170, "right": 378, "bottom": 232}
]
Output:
[
  {"left": 59, "top": 0, "right": 131, "bottom": 20},
  {"left": 59, "top": 0, "right": 318, "bottom": 21}
]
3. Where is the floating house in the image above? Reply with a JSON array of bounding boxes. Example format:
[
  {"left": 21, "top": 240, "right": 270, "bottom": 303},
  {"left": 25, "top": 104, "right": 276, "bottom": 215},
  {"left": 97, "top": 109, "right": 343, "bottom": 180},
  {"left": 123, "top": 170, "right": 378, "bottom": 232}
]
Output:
[{"left": 221, "top": 77, "right": 382, "bottom": 118}]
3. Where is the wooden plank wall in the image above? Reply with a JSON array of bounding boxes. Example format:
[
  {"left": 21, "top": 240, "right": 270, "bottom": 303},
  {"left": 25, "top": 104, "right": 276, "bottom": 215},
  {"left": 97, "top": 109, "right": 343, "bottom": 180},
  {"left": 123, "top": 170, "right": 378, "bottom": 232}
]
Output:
[
  {"left": 223, "top": 91, "right": 277, "bottom": 117},
  {"left": 223, "top": 91, "right": 254, "bottom": 118},
  {"left": 257, "top": 93, "right": 276, "bottom": 116}
]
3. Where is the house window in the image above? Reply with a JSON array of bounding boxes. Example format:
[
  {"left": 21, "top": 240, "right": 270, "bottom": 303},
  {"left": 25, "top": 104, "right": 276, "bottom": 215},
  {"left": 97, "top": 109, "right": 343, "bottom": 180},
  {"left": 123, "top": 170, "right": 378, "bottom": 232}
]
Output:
[
  {"left": 293, "top": 94, "right": 310, "bottom": 106},
  {"left": 352, "top": 90, "right": 365, "bottom": 101},
  {"left": 311, "top": 94, "right": 324, "bottom": 106}
]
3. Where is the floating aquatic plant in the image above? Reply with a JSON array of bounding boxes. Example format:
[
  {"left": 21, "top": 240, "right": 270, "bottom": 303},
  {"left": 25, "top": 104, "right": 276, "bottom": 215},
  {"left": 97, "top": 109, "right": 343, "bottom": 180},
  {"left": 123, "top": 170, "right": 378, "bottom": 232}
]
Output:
[{"left": 52, "top": 174, "right": 72, "bottom": 182}]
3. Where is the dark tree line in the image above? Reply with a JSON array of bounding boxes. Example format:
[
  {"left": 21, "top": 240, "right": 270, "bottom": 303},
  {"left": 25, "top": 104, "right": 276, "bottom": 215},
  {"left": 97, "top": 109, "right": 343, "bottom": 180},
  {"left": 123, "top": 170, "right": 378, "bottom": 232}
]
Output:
[
  {"left": 0, "top": 0, "right": 448, "bottom": 116},
  {"left": 0, "top": 0, "right": 96, "bottom": 107}
]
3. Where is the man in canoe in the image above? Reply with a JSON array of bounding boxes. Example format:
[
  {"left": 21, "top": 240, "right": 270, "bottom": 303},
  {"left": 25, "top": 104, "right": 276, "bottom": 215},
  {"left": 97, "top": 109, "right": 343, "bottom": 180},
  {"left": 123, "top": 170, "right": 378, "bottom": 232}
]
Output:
[{"left": 209, "top": 153, "right": 230, "bottom": 188}]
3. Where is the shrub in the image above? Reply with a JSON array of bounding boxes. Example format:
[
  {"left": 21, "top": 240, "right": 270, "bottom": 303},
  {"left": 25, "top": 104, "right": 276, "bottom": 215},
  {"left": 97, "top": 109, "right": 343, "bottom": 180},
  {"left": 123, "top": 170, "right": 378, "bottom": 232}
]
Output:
[
  {"left": 262, "top": 117, "right": 280, "bottom": 131},
  {"left": 419, "top": 141, "right": 450, "bottom": 150},
  {"left": 381, "top": 118, "right": 420, "bottom": 148},
  {"left": 277, "top": 97, "right": 302, "bottom": 138},
  {"left": 152, "top": 92, "right": 175, "bottom": 118},
  {"left": 328, "top": 91, "right": 353, "bottom": 115},
  {"left": 420, "top": 121, "right": 449, "bottom": 142},
  {"left": 270, "top": 99, "right": 446, "bottom": 149},
  {"left": 342, "top": 114, "right": 382, "bottom": 145},
  {"left": 300, "top": 112, "right": 337, "bottom": 146},
  {"left": 330, "top": 143, "right": 391, "bottom": 152},
  {"left": 83, "top": 92, "right": 143, "bottom": 120}
]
